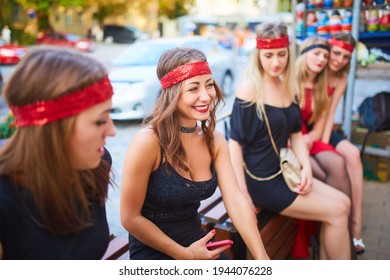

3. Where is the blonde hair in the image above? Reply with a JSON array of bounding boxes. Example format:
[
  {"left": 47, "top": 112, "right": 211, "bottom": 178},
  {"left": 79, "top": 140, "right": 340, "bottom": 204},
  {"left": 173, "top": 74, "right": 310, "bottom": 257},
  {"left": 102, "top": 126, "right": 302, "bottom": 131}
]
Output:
[
  {"left": 295, "top": 36, "right": 329, "bottom": 124},
  {"left": 0, "top": 47, "right": 112, "bottom": 235},
  {"left": 243, "top": 22, "right": 295, "bottom": 118},
  {"left": 145, "top": 47, "right": 224, "bottom": 174}
]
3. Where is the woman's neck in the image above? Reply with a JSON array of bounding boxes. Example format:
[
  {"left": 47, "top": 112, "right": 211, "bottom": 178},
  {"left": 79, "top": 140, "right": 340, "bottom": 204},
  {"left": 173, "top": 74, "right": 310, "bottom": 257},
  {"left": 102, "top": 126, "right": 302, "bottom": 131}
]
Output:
[
  {"left": 328, "top": 68, "right": 338, "bottom": 80},
  {"left": 306, "top": 69, "right": 317, "bottom": 84},
  {"left": 263, "top": 73, "right": 282, "bottom": 86}
]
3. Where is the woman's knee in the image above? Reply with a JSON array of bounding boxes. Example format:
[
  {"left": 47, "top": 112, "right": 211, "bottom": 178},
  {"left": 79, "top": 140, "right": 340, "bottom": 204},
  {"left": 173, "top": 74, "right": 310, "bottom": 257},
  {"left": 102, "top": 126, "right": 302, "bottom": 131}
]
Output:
[
  {"left": 338, "top": 141, "right": 361, "bottom": 165},
  {"left": 337, "top": 193, "right": 351, "bottom": 217},
  {"left": 328, "top": 191, "right": 350, "bottom": 219},
  {"left": 347, "top": 145, "right": 361, "bottom": 167}
]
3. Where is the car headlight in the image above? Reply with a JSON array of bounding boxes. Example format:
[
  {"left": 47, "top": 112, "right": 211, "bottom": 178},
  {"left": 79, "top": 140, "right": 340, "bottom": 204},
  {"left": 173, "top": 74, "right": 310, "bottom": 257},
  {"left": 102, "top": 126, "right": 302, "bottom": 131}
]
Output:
[
  {"left": 0, "top": 49, "right": 14, "bottom": 57},
  {"left": 76, "top": 42, "right": 89, "bottom": 49}
]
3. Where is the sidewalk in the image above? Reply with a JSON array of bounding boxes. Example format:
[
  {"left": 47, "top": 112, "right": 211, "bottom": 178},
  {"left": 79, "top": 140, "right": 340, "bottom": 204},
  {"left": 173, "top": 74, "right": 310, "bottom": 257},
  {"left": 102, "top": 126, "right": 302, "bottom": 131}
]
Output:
[{"left": 359, "top": 179, "right": 390, "bottom": 260}]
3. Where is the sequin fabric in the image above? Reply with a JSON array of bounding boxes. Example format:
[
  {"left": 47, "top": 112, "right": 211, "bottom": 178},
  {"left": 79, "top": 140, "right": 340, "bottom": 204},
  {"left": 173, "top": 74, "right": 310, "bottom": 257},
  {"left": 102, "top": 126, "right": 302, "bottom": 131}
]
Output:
[
  {"left": 10, "top": 76, "right": 113, "bottom": 127},
  {"left": 160, "top": 61, "right": 211, "bottom": 89},
  {"left": 256, "top": 36, "right": 290, "bottom": 49},
  {"left": 328, "top": 38, "right": 354, "bottom": 53}
]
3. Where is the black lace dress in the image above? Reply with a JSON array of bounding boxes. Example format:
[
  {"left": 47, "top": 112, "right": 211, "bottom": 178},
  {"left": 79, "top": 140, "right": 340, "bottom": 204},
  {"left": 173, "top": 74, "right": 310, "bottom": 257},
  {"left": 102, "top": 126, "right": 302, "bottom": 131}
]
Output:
[{"left": 128, "top": 155, "right": 223, "bottom": 260}]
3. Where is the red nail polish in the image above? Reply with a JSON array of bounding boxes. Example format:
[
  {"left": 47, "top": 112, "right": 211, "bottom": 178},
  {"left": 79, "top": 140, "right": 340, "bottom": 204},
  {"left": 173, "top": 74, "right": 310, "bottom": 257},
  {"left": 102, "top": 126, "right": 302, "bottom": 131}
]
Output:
[{"left": 211, "top": 229, "right": 216, "bottom": 234}]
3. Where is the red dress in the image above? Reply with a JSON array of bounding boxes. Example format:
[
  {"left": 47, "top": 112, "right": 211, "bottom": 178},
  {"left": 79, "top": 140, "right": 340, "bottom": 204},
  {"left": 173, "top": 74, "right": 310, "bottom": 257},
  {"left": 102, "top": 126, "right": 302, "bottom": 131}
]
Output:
[
  {"left": 291, "top": 87, "right": 337, "bottom": 259},
  {"left": 300, "top": 88, "right": 336, "bottom": 155}
]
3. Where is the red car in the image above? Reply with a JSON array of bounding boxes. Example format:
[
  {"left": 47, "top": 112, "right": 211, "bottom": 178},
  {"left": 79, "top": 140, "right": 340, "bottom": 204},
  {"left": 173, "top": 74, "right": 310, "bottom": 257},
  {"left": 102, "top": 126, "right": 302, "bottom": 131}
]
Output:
[
  {"left": 0, "top": 42, "right": 27, "bottom": 65},
  {"left": 36, "top": 31, "right": 96, "bottom": 52}
]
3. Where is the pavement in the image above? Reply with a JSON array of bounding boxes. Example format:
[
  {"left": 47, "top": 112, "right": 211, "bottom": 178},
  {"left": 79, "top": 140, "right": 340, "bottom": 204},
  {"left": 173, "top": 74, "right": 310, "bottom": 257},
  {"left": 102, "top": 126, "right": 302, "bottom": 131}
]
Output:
[{"left": 358, "top": 179, "right": 390, "bottom": 260}]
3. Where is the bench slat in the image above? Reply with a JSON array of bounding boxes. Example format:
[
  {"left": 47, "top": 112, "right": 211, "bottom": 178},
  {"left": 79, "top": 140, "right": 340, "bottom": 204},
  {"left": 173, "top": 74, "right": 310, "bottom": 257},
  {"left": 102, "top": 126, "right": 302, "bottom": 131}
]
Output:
[
  {"left": 198, "top": 188, "right": 222, "bottom": 215},
  {"left": 102, "top": 236, "right": 129, "bottom": 260},
  {"left": 203, "top": 200, "right": 229, "bottom": 224}
]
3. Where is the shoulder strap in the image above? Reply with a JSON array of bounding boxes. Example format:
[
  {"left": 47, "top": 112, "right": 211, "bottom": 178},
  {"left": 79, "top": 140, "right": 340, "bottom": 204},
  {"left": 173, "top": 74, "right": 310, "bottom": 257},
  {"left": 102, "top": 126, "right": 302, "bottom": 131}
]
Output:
[{"left": 260, "top": 105, "right": 280, "bottom": 159}]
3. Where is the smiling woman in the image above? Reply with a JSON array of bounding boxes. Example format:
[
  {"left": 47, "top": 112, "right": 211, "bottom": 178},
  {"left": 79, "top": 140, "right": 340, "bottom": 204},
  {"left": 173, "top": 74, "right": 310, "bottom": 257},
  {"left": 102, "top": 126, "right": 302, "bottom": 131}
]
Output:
[
  {"left": 108, "top": 36, "right": 236, "bottom": 121},
  {"left": 119, "top": 46, "right": 268, "bottom": 260}
]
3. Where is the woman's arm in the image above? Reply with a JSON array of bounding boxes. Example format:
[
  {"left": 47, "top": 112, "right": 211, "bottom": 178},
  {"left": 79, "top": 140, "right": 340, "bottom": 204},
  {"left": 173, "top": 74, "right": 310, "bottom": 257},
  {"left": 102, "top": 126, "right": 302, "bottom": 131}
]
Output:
[
  {"left": 228, "top": 139, "right": 257, "bottom": 213},
  {"left": 322, "top": 77, "right": 347, "bottom": 143},
  {"left": 215, "top": 132, "right": 269, "bottom": 259},
  {"left": 0, "top": 242, "right": 3, "bottom": 259},
  {"left": 290, "top": 131, "right": 313, "bottom": 194}
]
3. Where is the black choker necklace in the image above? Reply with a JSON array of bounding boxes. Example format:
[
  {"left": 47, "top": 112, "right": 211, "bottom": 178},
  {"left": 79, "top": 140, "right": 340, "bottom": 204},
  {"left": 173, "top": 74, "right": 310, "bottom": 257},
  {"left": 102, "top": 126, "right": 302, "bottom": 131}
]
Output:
[{"left": 179, "top": 123, "right": 197, "bottom": 133}]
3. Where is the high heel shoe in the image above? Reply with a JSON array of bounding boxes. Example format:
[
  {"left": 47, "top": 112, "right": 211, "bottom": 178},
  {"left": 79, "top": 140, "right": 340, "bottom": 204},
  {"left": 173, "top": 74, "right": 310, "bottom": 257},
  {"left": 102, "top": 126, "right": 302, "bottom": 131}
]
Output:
[{"left": 353, "top": 238, "right": 366, "bottom": 255}]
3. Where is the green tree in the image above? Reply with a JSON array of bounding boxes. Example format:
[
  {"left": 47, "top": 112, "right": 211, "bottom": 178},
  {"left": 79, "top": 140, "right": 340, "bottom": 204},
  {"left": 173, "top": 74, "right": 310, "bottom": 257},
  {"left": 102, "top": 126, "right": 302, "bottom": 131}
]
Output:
[
  {"left": 16, "top": 0, "right": 89, "bottom": 31},
  {"left": 158, "top": 0, "right": 194, "bottom": 20},
  {"left": 0, "top": 0, "right": 18, "bottom": 28},
  {"left": 91, "top": 0, "right": 130, "bottom": 25}
]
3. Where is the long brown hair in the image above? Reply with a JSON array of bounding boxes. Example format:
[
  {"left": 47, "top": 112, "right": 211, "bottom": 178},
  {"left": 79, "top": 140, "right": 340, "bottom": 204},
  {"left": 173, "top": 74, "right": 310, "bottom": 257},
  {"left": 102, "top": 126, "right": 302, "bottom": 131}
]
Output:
[
  {"left": 145, "top": 47, "right": 224, "bottom": 174},
  {"left": 0, "top": 47, "right": 112, "bottom": 235},
  {"left": 295, "top": 36, "right": 329, "bottom": 124}
]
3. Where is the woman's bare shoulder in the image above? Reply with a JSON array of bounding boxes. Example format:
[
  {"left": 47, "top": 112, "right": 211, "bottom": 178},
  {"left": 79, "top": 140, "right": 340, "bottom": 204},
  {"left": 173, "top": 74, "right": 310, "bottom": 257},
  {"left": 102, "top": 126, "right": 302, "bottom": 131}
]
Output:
[
  {"left": 132, "top": 127, "right": 160, "bottom": 149},
  {"left": 236, "top": 78, "right": 255, "bottom": 102}
]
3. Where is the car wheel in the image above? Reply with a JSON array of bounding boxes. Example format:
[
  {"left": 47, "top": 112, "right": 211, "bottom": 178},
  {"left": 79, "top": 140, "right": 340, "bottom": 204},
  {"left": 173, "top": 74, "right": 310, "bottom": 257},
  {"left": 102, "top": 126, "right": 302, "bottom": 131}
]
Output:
[{"left": 220, "top": 72, "right": 234, "bottom": 97}]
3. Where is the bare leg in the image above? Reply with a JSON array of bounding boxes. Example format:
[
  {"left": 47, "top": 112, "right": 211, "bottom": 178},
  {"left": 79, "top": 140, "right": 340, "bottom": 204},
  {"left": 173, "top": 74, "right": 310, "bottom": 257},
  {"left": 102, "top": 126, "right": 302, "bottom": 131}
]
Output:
[
  {"left": 281, "top": 178, "right": 351, "bottom": 260},
  {"left": 336, "top": 140, "right": 364, "bottom": 253}
]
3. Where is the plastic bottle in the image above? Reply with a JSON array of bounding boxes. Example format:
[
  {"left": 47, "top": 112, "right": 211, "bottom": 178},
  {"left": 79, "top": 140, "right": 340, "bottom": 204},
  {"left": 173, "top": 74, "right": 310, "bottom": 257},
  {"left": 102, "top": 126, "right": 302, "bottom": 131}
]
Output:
[
  {"left": 317, "top": 11, "right": 330, "bottom": 35},
  {"left": 366, "top": 9, "right": 380, "bottom": 32},
  {"left": 329, "top": 10, "right": 343, "bottom": 33},
  {"left": 343, "top": 0, "right": 354, "bottom": 7},
  {"left": 380, "top": 6, "right": 390, "bottom": 31},
  {"left": 342, "top": 9, "right": 353, "bottom": 32},
  {"left": 360, "top": 10, "right": 367, "bottom": 33},
  {"left": 334, "top": 0, "right": 343, "bottom": 7},
  {"left": 324, "top": 0, "right": 334, "bottom": 8}
]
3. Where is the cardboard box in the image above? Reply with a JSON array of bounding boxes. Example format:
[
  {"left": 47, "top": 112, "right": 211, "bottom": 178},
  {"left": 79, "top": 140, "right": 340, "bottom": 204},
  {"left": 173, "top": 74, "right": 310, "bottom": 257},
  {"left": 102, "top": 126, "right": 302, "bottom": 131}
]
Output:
[
  {"left": 351, "top": 127, "right": 390, "bottom": 150},
  {"left": 362, "top": 154, "right": 390, "bottom": 182}
]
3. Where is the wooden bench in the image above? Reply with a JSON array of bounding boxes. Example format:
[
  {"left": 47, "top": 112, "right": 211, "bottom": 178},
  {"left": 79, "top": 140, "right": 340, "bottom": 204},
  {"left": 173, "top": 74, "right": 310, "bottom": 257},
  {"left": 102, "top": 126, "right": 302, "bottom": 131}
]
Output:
[
  {"left": 102, "top": 111, "right": 297, "bottom": 260},
  {"left": 101, "top": 234, "right": 129, "bottom": 260},
  {"left": 198, "top": 188, "right": 297, "bottom": 260}
]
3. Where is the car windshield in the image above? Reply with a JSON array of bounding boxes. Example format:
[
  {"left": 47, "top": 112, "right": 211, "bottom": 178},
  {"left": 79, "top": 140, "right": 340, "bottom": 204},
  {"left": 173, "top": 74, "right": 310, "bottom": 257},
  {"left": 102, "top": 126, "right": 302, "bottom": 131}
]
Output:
[
  {"left": 112, "top": 42, "right": 177, "bottom": 66},
  {"left": 65, "top": 34, "right": 80, "bottom": 41}
]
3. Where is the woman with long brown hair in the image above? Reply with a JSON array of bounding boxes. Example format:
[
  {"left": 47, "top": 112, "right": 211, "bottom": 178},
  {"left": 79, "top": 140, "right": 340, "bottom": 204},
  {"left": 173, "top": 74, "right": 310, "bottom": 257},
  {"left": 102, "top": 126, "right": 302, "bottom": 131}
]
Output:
[
  {"left": 0, "top": 47, "right": 116, "bottom": 259},
  {"left": 120, "top": 47, "right": 268, "bottom": 260}
]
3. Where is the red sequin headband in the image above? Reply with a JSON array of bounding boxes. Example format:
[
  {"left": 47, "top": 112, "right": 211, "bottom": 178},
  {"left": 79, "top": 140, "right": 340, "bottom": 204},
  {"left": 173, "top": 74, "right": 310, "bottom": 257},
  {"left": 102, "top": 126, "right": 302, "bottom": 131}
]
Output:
[
  {"left": 10, "top": 76, "right": 113, "bottom": 127},
  {"left": 256, "top": 36, "right": 290, "bottom": 49},
  {"left": 329, "top": 38, "right": 354, "bottom": 53},
  {"left": 160, "top": 61, "right": 212, "bottom": 89}
]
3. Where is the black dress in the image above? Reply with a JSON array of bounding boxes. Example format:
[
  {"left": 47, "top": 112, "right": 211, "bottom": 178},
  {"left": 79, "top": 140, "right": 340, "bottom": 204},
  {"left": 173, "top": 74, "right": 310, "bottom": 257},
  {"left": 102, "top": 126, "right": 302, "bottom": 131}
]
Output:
[
  {"left": 128, "top": 154, "right": 225, "bottom": 260},
  {"left": 0, "top": 149, "right": 112, "bottom": 259},
  {"left": 230, "top": 98, "right": 302, "bottom": 213}
]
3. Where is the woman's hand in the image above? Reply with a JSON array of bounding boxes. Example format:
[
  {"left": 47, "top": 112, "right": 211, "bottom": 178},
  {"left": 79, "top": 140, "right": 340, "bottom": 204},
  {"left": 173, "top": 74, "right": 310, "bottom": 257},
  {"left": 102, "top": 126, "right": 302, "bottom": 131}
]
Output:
[
  {"left": 296, "top": 165, "right": 313, "bottom": 195},
  {"left": 186, "top": 229, "right": 232, "bottom": 260}
]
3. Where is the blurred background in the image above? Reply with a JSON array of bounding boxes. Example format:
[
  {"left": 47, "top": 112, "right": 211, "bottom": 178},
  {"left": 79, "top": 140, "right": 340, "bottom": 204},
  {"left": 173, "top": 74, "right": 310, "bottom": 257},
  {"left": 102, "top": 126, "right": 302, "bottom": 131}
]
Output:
[{"left": 1, "top": 1, "right": 390, "bottom": 259}]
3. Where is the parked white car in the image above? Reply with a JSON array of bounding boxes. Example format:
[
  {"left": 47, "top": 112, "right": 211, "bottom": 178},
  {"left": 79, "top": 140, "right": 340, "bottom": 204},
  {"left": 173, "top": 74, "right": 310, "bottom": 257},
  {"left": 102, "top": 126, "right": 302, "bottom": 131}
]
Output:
[{"left": 109, "top": 36, "right": 235, "bottom": 121}]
